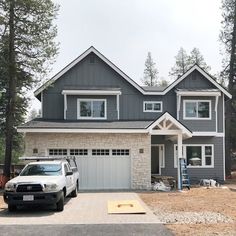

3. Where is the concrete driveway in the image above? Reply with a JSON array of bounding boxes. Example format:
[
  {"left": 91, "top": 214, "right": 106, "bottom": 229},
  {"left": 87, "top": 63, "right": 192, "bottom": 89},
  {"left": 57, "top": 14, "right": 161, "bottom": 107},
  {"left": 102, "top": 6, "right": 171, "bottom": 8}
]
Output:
[{"left": 0, "top": 192, "right": 161, "bottom": 225}]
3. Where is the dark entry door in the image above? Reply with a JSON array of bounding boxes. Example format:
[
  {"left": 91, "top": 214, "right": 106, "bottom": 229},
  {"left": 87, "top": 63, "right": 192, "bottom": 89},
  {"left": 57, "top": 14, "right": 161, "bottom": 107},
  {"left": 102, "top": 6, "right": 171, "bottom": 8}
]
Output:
[{"left": 151, "top": 146, "right": 159, "bottom": 174}]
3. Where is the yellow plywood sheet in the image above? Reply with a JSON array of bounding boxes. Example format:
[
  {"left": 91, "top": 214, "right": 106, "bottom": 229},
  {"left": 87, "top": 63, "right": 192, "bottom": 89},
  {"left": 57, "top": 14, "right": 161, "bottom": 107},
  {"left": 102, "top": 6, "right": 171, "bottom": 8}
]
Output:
[{"left": 107, "top": 200, "right": 146, "bottom": 214}]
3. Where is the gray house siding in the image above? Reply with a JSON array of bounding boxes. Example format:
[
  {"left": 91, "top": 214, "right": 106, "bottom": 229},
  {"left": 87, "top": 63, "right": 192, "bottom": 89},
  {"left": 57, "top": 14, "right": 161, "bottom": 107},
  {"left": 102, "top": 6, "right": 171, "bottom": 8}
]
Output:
[
  {"left": 151, "top": 136, "right": 224, "bottom": 182},
  {"left": 177, "top": 70, "right": 213, "bottom": 89},
  {"left": 42, "top": 53, "right": 178, "bottom": 121},
  {"left": 42, "top": 52, "right": 224, "bottom": 133},
  {"left": 66, "top": 95, "right": 117, "bottom": 120},
  {"left": 179, "top": 96, "right": 216, "bottom": 132}
]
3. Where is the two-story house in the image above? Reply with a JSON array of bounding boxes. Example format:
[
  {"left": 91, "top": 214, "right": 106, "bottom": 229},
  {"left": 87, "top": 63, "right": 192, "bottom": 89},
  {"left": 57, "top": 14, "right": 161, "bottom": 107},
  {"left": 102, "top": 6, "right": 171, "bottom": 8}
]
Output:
[{"left": 18, "top": 46, "right": 232, "bottom": 190}]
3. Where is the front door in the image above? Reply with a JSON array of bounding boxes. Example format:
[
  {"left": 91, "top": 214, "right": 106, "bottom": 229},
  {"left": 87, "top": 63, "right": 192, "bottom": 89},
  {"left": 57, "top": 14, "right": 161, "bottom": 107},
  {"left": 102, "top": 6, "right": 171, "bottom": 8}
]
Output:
[
  {"left": 151, "top": 146, "right": 160, "bottom": 174},
  {"left": 151, "top": 145, "right": 164, "bottom": 175}
]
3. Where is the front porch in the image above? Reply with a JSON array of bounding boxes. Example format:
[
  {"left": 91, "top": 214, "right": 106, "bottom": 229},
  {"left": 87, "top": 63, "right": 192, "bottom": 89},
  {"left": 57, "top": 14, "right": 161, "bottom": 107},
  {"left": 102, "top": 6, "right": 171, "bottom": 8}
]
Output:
[{"left": 148, "top": 112, "right": 192, "bottom": 189}]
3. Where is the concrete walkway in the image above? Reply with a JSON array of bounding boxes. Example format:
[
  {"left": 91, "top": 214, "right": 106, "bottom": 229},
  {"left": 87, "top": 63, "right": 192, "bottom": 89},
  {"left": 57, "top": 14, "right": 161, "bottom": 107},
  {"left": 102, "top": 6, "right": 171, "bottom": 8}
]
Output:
[{"left": 0, "top": 192, "right": 161, "bottom": 225}]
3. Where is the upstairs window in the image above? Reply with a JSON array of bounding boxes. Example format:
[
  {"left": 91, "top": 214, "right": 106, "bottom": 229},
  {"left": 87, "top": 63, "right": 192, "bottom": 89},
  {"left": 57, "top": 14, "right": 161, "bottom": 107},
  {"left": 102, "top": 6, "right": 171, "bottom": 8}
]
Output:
[
  {"left": 143, "top": 101, "right": 162, "bottom": 112},
  {"left": 183, "top": 100, "right": 211, "bottom": 120},
  {"left": 77, "top": 99, "right": 106, "bottom": 119}
]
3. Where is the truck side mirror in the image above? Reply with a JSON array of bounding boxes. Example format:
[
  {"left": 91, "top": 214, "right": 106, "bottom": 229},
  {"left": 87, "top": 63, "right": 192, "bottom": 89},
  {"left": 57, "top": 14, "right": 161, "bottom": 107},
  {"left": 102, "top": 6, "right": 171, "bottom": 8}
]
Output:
[{"left": 66, "top": 171, "right": 73, "bottom": 176}]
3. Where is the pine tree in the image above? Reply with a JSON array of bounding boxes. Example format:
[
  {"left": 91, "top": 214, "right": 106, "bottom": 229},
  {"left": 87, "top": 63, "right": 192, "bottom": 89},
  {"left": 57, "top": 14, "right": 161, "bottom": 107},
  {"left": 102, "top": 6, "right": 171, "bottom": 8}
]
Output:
[
  {"left": 170, "top": 47, "right": 211, "bottom": 79},
  {"left": 0, "top": 0, "right": 59, "bottom": 179},
  {"left": 188, "top": 47, "right": 211, "bottom": 71},
  {"left": 220, "top": 0, "right": 236, "bottom": 176},
  {"left": 169, "top": 47, "right": 189, "bottom": 78},
  {"left": 142, "top": 52, "right": 158, "bottom": 86}
]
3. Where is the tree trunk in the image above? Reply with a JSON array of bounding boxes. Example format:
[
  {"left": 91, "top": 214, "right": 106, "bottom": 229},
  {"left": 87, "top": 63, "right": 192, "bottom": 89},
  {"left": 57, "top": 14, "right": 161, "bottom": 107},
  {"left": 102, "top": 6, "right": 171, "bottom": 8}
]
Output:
[
  {"left": 225, "top": 1, "right": 236, "bottom": 177},
  {"left": 3, "top": 0, "right": 16, "bottom": 178}
]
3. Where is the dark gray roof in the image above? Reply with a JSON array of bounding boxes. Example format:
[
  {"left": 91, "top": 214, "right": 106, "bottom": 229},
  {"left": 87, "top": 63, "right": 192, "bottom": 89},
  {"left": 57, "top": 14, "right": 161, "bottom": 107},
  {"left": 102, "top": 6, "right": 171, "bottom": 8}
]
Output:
[
  {"left": 18, "top": 119, "right": 153, "bottom": 129},
  {"left": 141, "top": 86, "right": 167, "bottom": 92}
]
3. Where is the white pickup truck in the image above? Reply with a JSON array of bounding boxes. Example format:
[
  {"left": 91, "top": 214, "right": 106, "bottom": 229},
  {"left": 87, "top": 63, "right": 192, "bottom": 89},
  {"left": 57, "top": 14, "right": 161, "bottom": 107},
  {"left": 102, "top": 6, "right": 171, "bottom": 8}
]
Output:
[{"left": 4, "top": 157, "right": 79, "bottom": 212}]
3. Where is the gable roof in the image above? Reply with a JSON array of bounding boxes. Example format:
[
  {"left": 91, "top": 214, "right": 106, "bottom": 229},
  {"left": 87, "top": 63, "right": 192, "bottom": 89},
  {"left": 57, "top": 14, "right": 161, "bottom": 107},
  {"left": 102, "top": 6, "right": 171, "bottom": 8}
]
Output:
[
  {"left": 147, "top": 112, "right": 192, "bottom": 139},
  {"left": 34, "top": 46, "right": 232, "bottom": 99}
]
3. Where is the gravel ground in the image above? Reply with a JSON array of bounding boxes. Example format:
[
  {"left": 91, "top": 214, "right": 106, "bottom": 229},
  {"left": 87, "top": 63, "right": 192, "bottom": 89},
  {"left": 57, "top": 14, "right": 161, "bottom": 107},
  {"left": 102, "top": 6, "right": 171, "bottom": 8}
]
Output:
[
  {"left": 139, "top": 186, "right": 236, "bottom": 235},
  {"left": 154, "top": 210, "right": 233, "bottom": 224}
]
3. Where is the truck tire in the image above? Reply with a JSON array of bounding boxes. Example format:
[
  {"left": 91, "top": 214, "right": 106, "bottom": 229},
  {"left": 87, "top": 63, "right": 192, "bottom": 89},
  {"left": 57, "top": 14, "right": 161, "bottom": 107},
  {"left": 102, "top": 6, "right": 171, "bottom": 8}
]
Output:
[
  {"left": 8, "top": 204, "right": 17, "bottom": 212},
  {"left": 56, "top": 194, "right": 64, "bottom": 212},
  {"left": 71, "top": 181, "right": 78, "bottom": 198}
]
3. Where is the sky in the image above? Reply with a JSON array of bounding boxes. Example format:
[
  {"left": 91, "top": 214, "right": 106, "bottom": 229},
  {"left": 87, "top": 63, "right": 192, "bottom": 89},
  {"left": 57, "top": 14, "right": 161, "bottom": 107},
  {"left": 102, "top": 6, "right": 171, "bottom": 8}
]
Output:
[{"left": 31, "top": 0, "right": 223, "bottom": 111}]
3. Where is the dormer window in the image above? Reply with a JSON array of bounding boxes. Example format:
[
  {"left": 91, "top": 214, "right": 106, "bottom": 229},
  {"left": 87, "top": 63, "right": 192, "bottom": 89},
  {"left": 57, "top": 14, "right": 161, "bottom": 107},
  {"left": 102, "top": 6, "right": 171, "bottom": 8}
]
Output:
[
  {"left": 183, "top": 100, "right": 211, "bottom": 120},
  {"left": 77, "top": 99, "right": 107, "bottom": 120}
]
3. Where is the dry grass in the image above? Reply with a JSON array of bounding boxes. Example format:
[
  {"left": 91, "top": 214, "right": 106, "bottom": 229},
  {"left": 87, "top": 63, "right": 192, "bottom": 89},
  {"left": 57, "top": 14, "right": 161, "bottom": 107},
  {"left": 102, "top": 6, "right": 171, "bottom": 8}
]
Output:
[{"left": 139, "top": 186, "right": 236, "bottom": 236}]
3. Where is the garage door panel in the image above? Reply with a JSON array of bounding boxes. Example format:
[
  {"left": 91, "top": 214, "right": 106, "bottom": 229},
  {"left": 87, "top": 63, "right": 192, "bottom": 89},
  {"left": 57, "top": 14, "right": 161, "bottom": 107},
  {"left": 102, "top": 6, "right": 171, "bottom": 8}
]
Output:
[{"left": 76, "top": 154, "right": 130, "bottom": 190}]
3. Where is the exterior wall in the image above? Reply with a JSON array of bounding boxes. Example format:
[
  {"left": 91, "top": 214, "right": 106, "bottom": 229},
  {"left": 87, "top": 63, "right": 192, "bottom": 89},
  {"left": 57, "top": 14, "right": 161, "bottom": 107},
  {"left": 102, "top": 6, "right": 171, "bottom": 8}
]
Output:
[
  {"left": 42, "top": 53, "right": 176, "bottom": 121},
  {"left": 179, "top": 96, "right": 216, "bottom": 132},
  {"left": 151, "top": 136, "right": 224, "bottom": 182},
  {"left": 67, "top": 95, "right": 117, "bottom": 120},
  {"left": 177, "top": 70, "right": 213, "bottom": 89},
  {"left": 41, "top": 52, "right": 224, "bottom": 133},
  {"left": 24, "top": 133, "right": 151, "bottom": 190}
]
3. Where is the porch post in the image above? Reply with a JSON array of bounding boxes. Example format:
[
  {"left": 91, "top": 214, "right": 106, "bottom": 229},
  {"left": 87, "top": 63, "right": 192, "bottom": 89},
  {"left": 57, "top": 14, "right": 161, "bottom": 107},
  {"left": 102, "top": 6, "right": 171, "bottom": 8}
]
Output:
[{"left": 177, "top": 132, "right": 183, "bottom": 190}]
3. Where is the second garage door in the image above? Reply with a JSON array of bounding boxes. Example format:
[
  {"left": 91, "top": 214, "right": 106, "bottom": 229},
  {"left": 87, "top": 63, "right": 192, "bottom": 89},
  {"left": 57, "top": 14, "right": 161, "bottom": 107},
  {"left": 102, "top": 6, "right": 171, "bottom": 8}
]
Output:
[{"left": 76, "top": 149, "right": 131, "bottom": 190}]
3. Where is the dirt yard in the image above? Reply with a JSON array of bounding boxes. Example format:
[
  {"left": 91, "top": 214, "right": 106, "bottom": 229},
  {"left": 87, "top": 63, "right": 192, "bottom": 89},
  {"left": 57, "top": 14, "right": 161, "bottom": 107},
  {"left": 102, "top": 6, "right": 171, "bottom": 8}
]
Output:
[{"left": 139, "top": 185, "right": 236, "bottom": 236}]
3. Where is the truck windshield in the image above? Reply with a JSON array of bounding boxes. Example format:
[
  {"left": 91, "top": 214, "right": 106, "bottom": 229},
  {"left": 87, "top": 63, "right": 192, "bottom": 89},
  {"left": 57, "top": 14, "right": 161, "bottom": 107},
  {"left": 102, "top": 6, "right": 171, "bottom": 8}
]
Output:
[{"left": 20, "top": 164, "right": 62, "bottom": 176}]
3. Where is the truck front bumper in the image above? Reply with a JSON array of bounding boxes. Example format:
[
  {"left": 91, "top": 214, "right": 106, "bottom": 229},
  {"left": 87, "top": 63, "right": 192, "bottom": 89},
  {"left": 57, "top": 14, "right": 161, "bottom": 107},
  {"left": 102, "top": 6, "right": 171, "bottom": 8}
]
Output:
[{"left": 4, "top": 190, "right": 63, "bottom": 206}]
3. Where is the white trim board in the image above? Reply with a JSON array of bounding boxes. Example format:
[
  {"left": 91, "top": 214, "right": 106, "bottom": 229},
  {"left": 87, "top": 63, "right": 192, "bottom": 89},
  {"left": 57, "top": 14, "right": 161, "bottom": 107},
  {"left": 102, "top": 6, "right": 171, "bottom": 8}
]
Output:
[
  {"left": 34, "top": 47, "right": 232, "bottom": 99},
  {"left": 17, "top": 128, "right": 149, "bottom": 134},
  {"left": 192, "top": 132, "right": 224, "bottom": 137},
  {"left": 62, "top": 90, "right": 121, "bottom": 96}
]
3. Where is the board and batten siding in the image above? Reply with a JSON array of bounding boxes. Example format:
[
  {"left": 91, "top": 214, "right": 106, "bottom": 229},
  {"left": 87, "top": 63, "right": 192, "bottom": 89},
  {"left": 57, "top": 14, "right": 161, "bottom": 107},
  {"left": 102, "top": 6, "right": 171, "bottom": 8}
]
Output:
[
  {"left": 151, "top": 136, "right": 224, "bottom": 182},
  {"left": 67, "top": 95, "right": 117, "bottom": 120},
  {"left": 42, "top": 52, "right": 177, "bottom": 121},
  {"left": 41, "top": 51, "right": 225, "bottom": 135},
  {"left": 179, "top": 96, "right": 216, "bottom": 132}
]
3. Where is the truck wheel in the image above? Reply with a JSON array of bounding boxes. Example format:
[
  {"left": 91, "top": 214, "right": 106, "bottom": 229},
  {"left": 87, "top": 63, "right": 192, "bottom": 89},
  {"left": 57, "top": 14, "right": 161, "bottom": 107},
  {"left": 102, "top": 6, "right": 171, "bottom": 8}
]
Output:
[
  {"left": 71, "top": 181, "right": 78, "bottom": 198},
  {"left": 8, "top": 204, "right": 17, "bottom": 212},
  {"left": 56, "top": 194, "right": 64, "bottom": 212}
]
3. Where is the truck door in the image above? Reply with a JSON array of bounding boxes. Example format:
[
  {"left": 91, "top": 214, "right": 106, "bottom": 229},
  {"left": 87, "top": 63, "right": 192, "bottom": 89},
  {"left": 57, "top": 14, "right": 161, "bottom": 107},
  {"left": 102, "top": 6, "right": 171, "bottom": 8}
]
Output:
[{"left": 64, "top": 164, "right": 73, "bottom": 193}]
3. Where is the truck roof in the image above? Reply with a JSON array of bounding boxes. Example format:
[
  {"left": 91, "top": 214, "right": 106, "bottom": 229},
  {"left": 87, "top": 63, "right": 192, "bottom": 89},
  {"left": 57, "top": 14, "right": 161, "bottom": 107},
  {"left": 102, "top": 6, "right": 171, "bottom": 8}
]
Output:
[{"left": 27, "top": 160, "right": 66, "bottom": 165}]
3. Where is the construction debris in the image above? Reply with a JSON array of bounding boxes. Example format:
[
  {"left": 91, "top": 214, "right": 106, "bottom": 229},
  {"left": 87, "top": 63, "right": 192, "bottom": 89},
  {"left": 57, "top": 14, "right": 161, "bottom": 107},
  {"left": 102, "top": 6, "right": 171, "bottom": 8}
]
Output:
[{"left": 152, "top": 181, "right": 171, "bottom": 191}]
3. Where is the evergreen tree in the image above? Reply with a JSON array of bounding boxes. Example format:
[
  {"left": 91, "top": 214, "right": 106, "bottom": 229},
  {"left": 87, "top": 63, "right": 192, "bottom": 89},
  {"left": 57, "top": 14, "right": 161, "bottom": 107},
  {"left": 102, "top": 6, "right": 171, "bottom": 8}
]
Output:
[
  {"left": 0, "top": 0, "right": 59, "bottom": 178},
  {"left": 220, "top": 0, "right": 236, "bottom": 176},
  {"left": 142, "top": 52, "right": 158, "bottom": 86},
  {"left": 169, "top": 47, "right": 189, "bottom": 78},
  {"left": 188, "top": 47, "right": 211, "bottom": 71},
  {"left": 170, "top": 47, "right": 211, "bottom": 78}
]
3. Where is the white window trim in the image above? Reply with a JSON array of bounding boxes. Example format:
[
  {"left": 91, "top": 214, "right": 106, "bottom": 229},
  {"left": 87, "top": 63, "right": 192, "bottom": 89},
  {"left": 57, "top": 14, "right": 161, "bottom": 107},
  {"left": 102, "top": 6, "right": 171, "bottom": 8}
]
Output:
[
  {"left": 183, "top": 100, "right": 211, "bottom": 120},
  {"left": 143, "top": 101, "right": 163, "bottom": 113},
  {"left": 174, "top": 144, "right": 214, "bottom": 168},
  {"left": 77, "top": 98, "right": 107, "bottom": 120}
]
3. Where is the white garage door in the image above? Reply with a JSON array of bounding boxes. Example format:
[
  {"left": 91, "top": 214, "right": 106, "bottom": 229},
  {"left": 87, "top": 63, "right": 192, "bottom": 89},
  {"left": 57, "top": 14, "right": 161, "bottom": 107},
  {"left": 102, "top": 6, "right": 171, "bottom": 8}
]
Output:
[{"left": 75, "top": 149, "right": 131, "bottom": 190}]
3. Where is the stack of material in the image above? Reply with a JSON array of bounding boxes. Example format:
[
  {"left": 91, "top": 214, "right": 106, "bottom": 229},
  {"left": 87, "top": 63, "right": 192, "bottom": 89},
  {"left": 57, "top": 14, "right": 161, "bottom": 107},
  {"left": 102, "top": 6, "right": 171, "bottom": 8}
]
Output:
[{"left": 151, "top": 175, "right": 176, "bottom": 190}]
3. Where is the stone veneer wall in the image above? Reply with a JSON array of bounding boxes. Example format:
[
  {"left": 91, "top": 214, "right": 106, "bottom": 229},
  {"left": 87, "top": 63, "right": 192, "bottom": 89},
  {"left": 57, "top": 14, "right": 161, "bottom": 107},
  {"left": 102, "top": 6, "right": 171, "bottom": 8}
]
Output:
[{"left": 24, "top": 133, "right": 151, "bottom": 190}]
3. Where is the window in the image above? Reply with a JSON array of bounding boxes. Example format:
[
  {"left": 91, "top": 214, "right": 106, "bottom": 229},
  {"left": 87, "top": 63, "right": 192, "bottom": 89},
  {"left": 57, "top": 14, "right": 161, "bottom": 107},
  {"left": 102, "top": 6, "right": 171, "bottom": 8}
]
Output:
[
  {"left": 174, "top": 144, "right": 214, "bottom": 168},
  {"left": 70, "top": 149, "right": 88, "bottom": 156},
  {"left": 112, "top": 149, "right": 130, "bottom": 156},
  {"left": 92, "top": 149, "right": 110, "bottom": 156},
  {"left": 49, "top": 149, "right": 67, "bottom": 156},
  {"left": 183, "top": 100, "right": 211, "bottom": 119},
  {"left": 77, "top": 99, "right": 106, "bottom": 119},
  {"left": 143, "top": 101, "right": 162, "bottom": 112}
]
